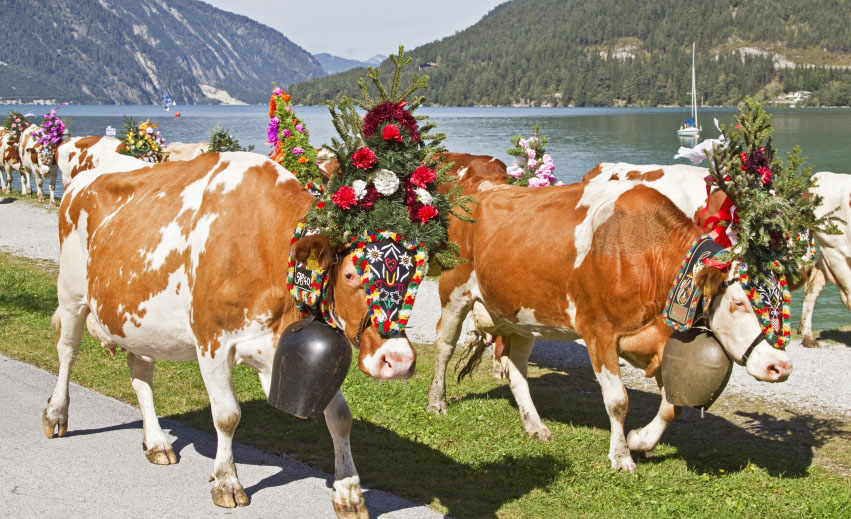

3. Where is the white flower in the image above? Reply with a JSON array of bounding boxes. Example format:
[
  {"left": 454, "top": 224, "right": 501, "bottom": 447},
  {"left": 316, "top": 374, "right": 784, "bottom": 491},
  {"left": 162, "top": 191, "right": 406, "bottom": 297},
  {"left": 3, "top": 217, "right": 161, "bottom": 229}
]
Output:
[
  {"left": 352, "top": 179, "right": 367, "bottom": 201},
  {"left": 373, "top": 169, "right": 400, "bottom": 196},
  {"left": 415, "top": 187, "right": 433, "bottom": 205}
]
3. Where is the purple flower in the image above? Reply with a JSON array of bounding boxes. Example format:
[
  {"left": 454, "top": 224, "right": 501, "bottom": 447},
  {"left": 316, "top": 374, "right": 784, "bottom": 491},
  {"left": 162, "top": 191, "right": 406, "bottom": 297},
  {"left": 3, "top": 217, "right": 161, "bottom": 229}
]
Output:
[
  {"left": 273, "top": 87, "right": 282, "bottom": 96},
  {"left": 296, "top": 124, "right": 304, "bottom": 133},
  {"left": 267, "top": 117, "right": 280, "bottom": 144},
  {"left": 282, "top": 129, "right": 291, "bottom": 138},
  {"left": 292, "top": 147, "right": 304, "bottom": 155}
]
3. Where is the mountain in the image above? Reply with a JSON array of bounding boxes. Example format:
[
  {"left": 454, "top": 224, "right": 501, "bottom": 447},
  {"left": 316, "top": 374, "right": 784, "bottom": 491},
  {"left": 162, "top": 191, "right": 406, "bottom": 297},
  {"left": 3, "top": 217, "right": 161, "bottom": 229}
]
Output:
[
  {"left": 0, "top": 0, "right": 325, "bottom": 104},
  {"left": 290, "top": 0, "right": 851, "bottom": 107},
  {"left": 314, "top": 53, "right": 386, "bottom": 74}
]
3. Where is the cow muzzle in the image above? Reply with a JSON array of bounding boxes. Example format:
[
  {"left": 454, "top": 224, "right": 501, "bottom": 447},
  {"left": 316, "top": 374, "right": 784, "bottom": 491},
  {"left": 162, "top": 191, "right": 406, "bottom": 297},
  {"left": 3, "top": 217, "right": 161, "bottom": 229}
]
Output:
[{"left": 361, "top": 336, "right": 416, "bottom": 380}]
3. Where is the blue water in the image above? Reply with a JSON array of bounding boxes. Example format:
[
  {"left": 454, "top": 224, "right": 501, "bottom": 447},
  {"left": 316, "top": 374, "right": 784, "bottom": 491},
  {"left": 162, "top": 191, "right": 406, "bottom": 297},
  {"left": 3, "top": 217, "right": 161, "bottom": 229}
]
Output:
[{"left": 4, "top": 104, "right": 850, "bottom": 331}]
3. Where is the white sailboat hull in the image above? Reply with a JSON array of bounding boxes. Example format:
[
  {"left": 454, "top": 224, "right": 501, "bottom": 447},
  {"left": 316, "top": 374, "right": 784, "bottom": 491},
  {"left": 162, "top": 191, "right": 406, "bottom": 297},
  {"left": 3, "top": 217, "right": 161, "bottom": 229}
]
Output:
[{"left": 677, "top": 127, "right": 700, "bottom": 136}]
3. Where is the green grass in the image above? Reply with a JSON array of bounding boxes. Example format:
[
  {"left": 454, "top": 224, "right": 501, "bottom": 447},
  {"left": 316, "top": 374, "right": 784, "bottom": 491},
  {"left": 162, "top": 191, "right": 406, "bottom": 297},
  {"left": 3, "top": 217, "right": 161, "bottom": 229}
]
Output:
[{"left": 1, "top": 252, "right": 849, "bottom": 518}]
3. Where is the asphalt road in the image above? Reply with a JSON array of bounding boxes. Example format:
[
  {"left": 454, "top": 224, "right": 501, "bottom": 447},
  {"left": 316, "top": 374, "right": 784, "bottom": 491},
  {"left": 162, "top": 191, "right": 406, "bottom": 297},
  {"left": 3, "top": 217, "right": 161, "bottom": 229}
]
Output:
[{"left": 0, "top": 354, "right": 441, "bottom": 519}]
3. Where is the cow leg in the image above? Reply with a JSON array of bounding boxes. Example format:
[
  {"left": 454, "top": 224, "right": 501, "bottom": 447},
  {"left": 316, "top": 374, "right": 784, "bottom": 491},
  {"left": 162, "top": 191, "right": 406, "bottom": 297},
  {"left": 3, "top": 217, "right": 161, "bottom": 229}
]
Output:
[
  {"left": 799, "top": 260, "right": 827, "bottom": 348},
  {"left": 627, "top": 385, "right": 682, "bottom": 452},
  {"left": 0, "top": 165, "right": 9, "bottom": 193},
  {"left": 500, "top": 335, "right": 552, "bottom": 441},
  {"left": 34, "top": 172, "right": 45, "bottom": 202},
  {"left": 20, "top": 169, "right": 30, "bottom": 196},
  {"left": 426, "top": 298, "right": 472, "bottom": 415},
  {"left": 127, "top": 352, "right": 178, "bottom": 465},
  {"left": 588, "top": 336, "right": 635, "bottom": 471},
  {"left": 43, "top": 305, "right": 87, "bottom": 438},
  {"left": 196, "top": 353, "right": 249, "bottom": 508},
  {"left": 325, "top": 390, "right": 368, "bottom": 519},
  {"left": 47, "top": 174, "right": 57, "bottom": 206}
]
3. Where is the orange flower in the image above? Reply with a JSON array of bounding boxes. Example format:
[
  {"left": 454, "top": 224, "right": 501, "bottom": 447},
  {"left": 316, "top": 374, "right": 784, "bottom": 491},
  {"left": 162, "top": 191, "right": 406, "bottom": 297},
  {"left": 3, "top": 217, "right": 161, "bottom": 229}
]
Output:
[
  {"left": 298, "top": 156, "right": 308, "bottom": 164},
  {"left": 281, "top": 92, "right": 291, "bottom": 102},
  {"left": 269, "top": 96, "right": 277, "bottom": 118},
  {"left": 293, "top": 118, "right": 298, "bottom": 124}
]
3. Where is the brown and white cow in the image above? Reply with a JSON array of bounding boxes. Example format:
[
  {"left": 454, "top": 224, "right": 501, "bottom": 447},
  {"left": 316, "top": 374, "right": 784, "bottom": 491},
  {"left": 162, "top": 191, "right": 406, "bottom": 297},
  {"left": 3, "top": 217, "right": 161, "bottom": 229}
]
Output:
[
  {"left": 799, "top": 171, "right": 851, "bottom": 347},
  {"left": 586, "top": 162, "right": 851, "bottom": 349},
  {"left": 1, "top": 127, "right": 29, "bottom": 195},
  {"left": 19, "top": 124, "right": 60, "bottom": 205},
  {"left": 162, "top": 141, "right": 208, "bottom": 162},
  {"left": 46, "top": 152, "right": 416, "bottom": 516},
  {"left": 427, "top": 180, "right": 792, "bottom": 471},
  {"left": 56, "top": 135, "right": 128, "bottom": 187}
]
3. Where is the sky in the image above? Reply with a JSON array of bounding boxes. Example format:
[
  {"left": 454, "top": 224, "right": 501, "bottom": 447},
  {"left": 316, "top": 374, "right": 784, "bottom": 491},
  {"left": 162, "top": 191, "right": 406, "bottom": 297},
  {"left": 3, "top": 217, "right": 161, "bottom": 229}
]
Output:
[{"left": 202, "top": 0, "right": 507, "bottom": 61}]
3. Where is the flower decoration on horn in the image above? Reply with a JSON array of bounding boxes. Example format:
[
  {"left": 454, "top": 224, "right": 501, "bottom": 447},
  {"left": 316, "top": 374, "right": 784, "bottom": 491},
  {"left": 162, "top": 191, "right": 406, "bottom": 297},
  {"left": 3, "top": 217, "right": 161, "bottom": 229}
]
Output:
[
  {"left": 704, "top": 97, "right": 842, "bottom": 348},
  {"left": 268, "top": 87, "right": 324, "bottom": 195},
  {"left": 298, "top": 45, "right": 475, "bottom": 336},
  {"left": 32, "top": 105, "right": 68, "bottom": 165},
  {"left": 3, "top": 111, "right": 29, "bottom": 159},
  {"left": 506, "top": 124, "right": 560, "bottom": 187}
]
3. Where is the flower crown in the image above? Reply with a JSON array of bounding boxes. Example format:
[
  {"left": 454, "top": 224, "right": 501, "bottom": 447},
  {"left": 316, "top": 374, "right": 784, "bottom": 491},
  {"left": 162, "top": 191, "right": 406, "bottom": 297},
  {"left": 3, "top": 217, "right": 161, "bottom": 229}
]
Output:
[
  {"left": 268, "top": 87, "right": 324, "bottom": 190},
  {"left": 706, "top": 97, "right": 841, "bottom": 286},
  {"left": 120, "top": 116, "right": 166, "bottom": 163},
  {"left": 506, "top": 124, "right": 559, "bottom": 187},
  {"left": 3, "top": 111, "right": 29, "bottom": 141},
  {"left": 303, "top": 46, "right": 474, "bottom": 269},
  {"left": 34, "top": 106, "right": 67, "bottom": 156}
]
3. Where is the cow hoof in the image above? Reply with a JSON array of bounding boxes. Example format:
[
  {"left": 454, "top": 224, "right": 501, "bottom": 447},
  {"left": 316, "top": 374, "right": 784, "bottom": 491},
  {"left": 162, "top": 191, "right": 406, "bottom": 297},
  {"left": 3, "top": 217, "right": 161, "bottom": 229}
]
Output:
[
  {"left": 425, "top": 401, "right": 447, "bottom": 416},
  {"left": 609, "top": 455, "right": 636, "bottom": 472},
  {"left": 143, "top": 442, "right": 178, "bottom": 465},
  {"left": 626, "top": 429, "right": 654, "bottom": 452},
  {"left": 333, "top": 501, "right": 369, "bottom": 519},
  {"left": 802, "top": 336, "right": 820, "bottom": 348},
  {"left": 42, "top": 407, "right": 67, "bottom": 438},
  {"left": 211, "top": 485, "right": 250, "bottom": 508},
  {"left": 525, "top": 423, "right": 553, "bottom": 442}
]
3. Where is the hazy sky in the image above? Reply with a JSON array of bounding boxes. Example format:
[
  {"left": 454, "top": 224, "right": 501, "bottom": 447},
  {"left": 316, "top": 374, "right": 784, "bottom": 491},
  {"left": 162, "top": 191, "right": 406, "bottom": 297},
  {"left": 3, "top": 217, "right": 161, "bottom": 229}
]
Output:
[{"left": 202, "top": 0, "right": 507, "bottom": 61}]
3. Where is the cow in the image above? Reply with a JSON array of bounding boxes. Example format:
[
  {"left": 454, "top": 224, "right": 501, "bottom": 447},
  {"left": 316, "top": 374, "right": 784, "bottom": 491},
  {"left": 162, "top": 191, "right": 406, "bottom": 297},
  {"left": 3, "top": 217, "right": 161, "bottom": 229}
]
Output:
[
  {"left": 162, "top": 141, "right": 208, "bottom": 162},
  {"left": 18, "top": 124, "right": 59, "bottom": 205},
  {"left": 585, "top": 162, "right": 850, "bottom": 349},
  {"left": 45, "top": 152, "right": 416, "bottom": 516},
  {"left": 0, "top": 127, "right": 28, "bottom": 195},
  {"left": 56, "top": 135, "right": 127, "bottom": 187},
  {"left": 799, "top": 171, "right": 851, "bottom": 347},
  {"left": 426, "top": 180, "right": 793, "bottom": 471}
]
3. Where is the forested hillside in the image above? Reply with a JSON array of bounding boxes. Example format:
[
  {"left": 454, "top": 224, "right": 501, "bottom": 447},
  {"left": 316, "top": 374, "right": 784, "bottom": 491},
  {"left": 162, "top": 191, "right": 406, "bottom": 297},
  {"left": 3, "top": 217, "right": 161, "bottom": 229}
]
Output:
[
  {"left": 290, "top": 0, "right": 851, "bottom": 107},
  {"left": 0, "top": 0, "right": 324, "bottom": 104}
]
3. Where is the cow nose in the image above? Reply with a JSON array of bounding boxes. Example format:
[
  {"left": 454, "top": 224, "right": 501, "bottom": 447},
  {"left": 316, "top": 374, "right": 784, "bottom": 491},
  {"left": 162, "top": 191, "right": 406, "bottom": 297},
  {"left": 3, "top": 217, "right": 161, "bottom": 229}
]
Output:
[
  {"left": 378, "top": 352, "right": 415, "bottom": 380},
  {"left": 766, "top": 361, "right": 792, "bottom": 382}
]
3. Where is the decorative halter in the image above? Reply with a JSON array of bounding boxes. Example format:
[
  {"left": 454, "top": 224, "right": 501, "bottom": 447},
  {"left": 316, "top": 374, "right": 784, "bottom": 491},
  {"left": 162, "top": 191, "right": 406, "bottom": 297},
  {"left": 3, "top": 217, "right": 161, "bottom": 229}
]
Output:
[{"left": 287, "top": 222, "right": 427, "bottom": 340}]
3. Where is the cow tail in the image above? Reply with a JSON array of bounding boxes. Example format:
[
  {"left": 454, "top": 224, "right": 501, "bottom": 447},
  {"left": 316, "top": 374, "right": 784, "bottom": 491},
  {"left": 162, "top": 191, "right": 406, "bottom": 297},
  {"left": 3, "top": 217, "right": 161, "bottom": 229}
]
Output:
[{"left": 455, "top": 337, "right": 488, "bottom": 382}]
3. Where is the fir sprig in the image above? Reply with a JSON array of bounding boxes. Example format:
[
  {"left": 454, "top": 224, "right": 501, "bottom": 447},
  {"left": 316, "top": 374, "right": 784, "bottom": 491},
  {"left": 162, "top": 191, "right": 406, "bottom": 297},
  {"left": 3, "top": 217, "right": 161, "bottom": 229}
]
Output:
[
  {"left": 207, "top": 124, "right": 253, "bottom": 152},
  {"left": 707, "top": 97, "right": 842, "bottom": 285}
]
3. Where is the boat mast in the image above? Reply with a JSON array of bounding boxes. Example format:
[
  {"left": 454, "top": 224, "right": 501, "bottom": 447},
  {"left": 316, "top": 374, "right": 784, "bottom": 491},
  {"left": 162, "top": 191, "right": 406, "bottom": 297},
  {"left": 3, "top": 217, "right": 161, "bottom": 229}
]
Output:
[{"left": 691, "top": 42, "right": 698, "bottom": 129}]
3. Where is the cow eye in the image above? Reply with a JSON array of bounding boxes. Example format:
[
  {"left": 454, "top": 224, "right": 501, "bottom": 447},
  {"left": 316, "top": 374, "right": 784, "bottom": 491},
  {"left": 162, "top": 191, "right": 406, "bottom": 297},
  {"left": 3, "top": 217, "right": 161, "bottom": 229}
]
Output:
[
  {"left": 345, "top": 272, "right": 355, "bottom": 280},
  {"left": 733, "top": 300, "right": 746, "bottom": 308}
]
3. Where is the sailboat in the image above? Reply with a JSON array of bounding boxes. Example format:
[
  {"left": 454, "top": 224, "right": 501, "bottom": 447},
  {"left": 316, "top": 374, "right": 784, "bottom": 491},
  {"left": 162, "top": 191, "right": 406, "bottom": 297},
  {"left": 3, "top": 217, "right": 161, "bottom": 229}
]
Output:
[
  {"left": 677, "top": 42, "right": 701, "bottom": 137},
  {"left": 161, "top": 93, "right": 174, "bottom": 112}
]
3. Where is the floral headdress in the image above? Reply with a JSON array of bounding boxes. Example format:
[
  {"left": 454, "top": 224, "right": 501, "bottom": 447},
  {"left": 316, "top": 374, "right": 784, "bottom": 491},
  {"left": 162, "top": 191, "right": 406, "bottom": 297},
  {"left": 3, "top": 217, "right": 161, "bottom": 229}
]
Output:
[
  {"left": 289, "top": 46, "right": 474, "bottom": 337},
  {"left": 120, "top": 116, "right": 166, "bottom": 163},
  {"left": 33, "top": 105, "right": 67, "bottom": 164},
  {"left": 3, "top": 111, "right": 29, "bottom": 145},
  {"left": 207, "top": 124, "right": 253, "bottom": 153},
  {"left": 268, "top": 87, "right": 324, "bottom": 195},
  {"left": 506, "top": 124, "right": 559, "bottom": 187},
  {"left": 704, "top": 98, "right": 841, "bottom": 348}
]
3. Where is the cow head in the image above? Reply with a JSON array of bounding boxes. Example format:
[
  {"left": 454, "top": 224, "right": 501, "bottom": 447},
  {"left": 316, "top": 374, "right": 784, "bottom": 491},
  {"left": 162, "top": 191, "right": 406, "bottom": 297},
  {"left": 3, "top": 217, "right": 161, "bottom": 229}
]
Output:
[
  {"left": 695, "top": 262, "right": 792, "bottom": 382},
  {"left": 291, "top": 234, "right": 416, "bottom": 380}
]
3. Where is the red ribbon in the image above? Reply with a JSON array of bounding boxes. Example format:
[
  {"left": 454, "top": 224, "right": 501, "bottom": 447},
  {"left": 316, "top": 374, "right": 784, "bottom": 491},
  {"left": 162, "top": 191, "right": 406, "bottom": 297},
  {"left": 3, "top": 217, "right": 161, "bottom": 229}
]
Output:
[{"left": 702, "top": 257, "right": 732, "bottom": 271}]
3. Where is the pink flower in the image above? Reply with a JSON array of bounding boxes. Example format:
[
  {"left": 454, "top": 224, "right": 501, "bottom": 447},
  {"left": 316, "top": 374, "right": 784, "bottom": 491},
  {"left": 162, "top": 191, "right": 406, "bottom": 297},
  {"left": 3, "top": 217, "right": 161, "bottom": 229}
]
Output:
[
  {"left": 332, "top": 186, "right": 357, "bottom": 210},
  {"left": 528, "top": 177, "right": 550, "bottom": 188},
  {"left": 292, "top": 147, "right": 304, "bottom": 155},
  {"left": 273, "top": 87, "right": 282, "bottom": 96},
  {"left": 352, "top": 147, "right": 377, "bottom": 170},
  {"left": 296, "top": 124, "right": 305, "bottom": 133}
]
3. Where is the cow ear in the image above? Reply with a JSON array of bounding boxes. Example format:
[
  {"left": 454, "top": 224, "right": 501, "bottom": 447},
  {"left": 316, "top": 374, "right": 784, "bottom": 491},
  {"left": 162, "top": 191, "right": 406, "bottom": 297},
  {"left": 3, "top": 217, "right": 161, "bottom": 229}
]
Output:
[
  {"left": 292, "top": 234, "right": 333, "bottom": 270},
  {"left": 694, "top": 266, "right": 726, "bottom": 304}
]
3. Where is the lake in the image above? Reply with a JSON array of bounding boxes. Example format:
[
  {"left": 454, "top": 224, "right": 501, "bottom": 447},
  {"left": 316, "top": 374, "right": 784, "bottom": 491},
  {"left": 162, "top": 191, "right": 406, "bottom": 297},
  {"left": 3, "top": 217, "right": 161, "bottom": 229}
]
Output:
[{"left": 3, "top": 104, "right": 850, "bottom": 331}]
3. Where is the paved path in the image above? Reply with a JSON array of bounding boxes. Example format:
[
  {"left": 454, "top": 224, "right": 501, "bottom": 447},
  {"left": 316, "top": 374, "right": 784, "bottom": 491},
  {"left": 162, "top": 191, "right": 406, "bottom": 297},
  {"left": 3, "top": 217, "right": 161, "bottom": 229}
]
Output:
[{"left": 0, "top": 354, "right": 441, "bottom": 519}]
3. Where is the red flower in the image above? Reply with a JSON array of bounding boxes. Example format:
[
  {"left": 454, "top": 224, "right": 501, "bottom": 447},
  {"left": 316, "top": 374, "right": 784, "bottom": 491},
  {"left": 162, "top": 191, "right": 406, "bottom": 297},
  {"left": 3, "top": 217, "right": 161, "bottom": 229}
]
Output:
[
  {"left": 332, "top": 186, "right": 357, "bottom": 210},
  {"left": 362, "top": 101, "right": 420, "bottom": 142},
  {"left": 352, "top": 147, "right": 377, "bottom": 170},
  {"left": 410, "top": 165, "right": 436, "bottom": 188},
  {"left": 316, "top": 201, "right": 326, "bottom": 209},
  {"left": 758, "top": 166, "right": 772, "bottom": 185},
  {"left": 416, "top": 205, "right": 438, "bottom": 223},
  {"left": 382, "top": 124, "right": 402, "bottom": 142}
]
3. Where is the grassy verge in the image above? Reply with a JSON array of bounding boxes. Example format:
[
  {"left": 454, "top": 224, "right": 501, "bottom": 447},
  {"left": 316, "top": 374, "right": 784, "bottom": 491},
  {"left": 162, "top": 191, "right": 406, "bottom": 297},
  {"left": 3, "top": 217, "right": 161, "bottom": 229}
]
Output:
[{"left": 1, "top": 252, "right": 849, "bottom": 518}]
